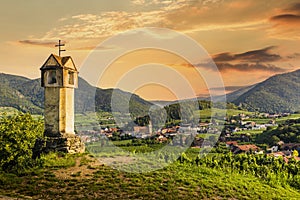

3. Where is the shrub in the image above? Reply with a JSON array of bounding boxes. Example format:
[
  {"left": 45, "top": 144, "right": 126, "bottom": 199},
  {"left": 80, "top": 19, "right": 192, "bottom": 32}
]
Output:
[{"left": 0, "top": 113, "right": 43, "bottom": 173}]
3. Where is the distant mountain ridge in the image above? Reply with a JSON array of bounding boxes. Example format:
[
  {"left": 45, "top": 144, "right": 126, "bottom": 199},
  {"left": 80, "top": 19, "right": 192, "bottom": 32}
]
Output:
[
  {"left": 205, "top": 84, "right": 256, "bottom": 103},
  {"left": 2, "top": 68, "right": 300, "bottom": 115},
  {"left": 0, "top": 73, "right": 152, "bottom": 116},
  {"left": 231, "top": 69, "right": 300, "bottom": 113}
]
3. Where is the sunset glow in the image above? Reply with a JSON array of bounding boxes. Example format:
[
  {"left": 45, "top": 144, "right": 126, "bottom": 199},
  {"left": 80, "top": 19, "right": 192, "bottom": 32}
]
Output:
[{"left": 1, "top": 0, "right": 300, "bottom": 100}]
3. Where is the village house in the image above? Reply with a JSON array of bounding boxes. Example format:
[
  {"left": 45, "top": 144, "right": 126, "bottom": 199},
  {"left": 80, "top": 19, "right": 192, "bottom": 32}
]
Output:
[
  {"left": 225, "top": 141, "right": 238, "bottom": 148},
  {"left": 267, "top": 145, "right": 279, "bottom": 153},
  {"left": 226, "top": 141, "right": 260, "bottom": 154},
  {"left": 280, "top": 143, "right": 300, "bottom": 151},
  {"left": 267, "top": 151, "right": 300, "bottom": 163},
  {"left": 243, "top": 121, "right": 256, "bottom": 129},
  {"left": 197, "top": 122, "right": 210, "bottom": 133},
  {"left": 156, "top": 135, "right": 168, "bottom": 143},
  {"left": 232, "top": 144, "right": 260, "bottom": 154},
  {"left": 190, "top": 137, "right": 213, "bottom": 148},
  {"left": 133, "top": 126, "right": 149, "bottom": 134}
]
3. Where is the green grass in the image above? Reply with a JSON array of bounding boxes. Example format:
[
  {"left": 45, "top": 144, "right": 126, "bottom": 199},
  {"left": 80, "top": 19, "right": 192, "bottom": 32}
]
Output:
[
  {"left": 276, "top": 113, "right": 300, "bottom": 124},
  {"left": 112, "top": 139, "right": 132, "bottom": 146},
  {"left": 0, "top": 153, "right": 299, "bottom": 199},
  {"left": 197, "top": 109, "right": 254, "bottom": 122},
  {"left": 247, "top": 118, "right": 271, "bottom": 124},
  {"left": 248, "top": 113, "right": 300, "bottom": 125},
  {"left": 226, "top": 109, "right": 253, "bottom": 116},
  {"left": 74, "top": 111, "right": 130, "bottom": 131},
  {"left": 233, "top": 129, "right": 265, "bottom": 135},
  {"left": 75, "top": 112, "right": 101, "bottom": 131},
  {"left": 0, "top": 107, "right": 19, "bottom": 115},
  {"left": 40, "top": 152, "right": 78, "bottom": 169}
]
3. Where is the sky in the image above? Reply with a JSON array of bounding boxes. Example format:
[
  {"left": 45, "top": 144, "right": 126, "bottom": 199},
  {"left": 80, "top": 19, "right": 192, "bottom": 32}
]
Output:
[{"left": 1, "top": 0, "right": 300, "bottom": 100}]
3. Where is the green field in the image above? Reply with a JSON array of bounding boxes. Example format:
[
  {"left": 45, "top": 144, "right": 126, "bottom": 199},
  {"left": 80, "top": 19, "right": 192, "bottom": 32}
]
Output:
[
  {"left": 247, "top": 113, "right": 300, "bottom": 124},
  {"left": 233, "top": 129, "right": 265, "bottom": 135},
  {"left": 0, "top": 107, "right": 20, "bottom": 115},
  {"left": 0, "top": 107, "right": 42, "bottom": 120},
  {"left": 75, "top": 112, "right": 102, "bottom": 131},
  {"left": 1, "top": 111, "right": 300, "bottom": 199},
  {"left": 197, "top": 109, "right": 254, "bottom": 122},
  {"left": 0, "top": 152, "right": 299, "bottom": 199},
  {"left": 276, "top": 113, "right": 300, "bottom": 123}
]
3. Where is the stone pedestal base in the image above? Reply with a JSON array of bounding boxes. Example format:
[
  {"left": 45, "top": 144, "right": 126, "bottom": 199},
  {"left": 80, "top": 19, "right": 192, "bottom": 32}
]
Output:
[
  {"left": 44, "top": 133, "right": 85, "bottom": 154},
  {"left": 33, "top": 133, "right": 85, "bottom": 158}
]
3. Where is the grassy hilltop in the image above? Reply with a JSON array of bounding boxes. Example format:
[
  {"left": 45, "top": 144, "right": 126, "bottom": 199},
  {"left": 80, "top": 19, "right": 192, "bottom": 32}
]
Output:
[{"left": 1, "top": 152, "right": 300, "bottom": 200}]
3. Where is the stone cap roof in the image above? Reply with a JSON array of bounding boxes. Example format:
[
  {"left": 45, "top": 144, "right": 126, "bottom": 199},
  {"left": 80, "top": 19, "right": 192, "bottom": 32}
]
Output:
[{"left": 40, "top": 54, "right": 78, "bottom": 72}]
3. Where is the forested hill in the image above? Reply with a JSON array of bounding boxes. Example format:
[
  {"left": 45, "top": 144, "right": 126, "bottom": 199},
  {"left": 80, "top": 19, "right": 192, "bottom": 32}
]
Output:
[
  {"left": 0, "top": 73, "right": 43, "bottom": 114},
  {"left": 0, "top": 73, "right": 152, "bottom": 116},
  {"left": 3, "top": 68, "right": 300, "bottom": 115},
  {"left": 232, "top": 69, "right": 300, "bottom": 113}
]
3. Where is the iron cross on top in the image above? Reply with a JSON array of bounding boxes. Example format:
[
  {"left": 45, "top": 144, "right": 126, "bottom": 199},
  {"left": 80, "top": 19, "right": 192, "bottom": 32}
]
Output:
[{"left": 55, "top": 40, "right": 66, "bottom": 57}]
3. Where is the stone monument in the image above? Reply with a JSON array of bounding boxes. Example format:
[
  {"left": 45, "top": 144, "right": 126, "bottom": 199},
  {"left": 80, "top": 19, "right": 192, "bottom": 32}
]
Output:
[{"left": 38, "top": 41, "right": 84, "bottom": 153}]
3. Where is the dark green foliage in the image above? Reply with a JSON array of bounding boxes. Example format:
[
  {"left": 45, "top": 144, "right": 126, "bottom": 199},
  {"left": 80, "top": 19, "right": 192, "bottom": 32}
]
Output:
[
  {"left": 94, "top": 87, "right": 152, "bottom": 118},
  {"left": 256, "top": 118, "right": 300, "bottom": 145},
  {"left": 225, "top": 84, "right": 257, "bottom": 102},
  {"left": 0, "top": 113, "right": 43, "bottom": 173},
  {"left": 233, "top": 69, "right": 300, "bottom": 113},
  {"left": 40, "top": 152, "right": 77, "bottom": 169},
  {"left": 76, "top": 79, "right": 152, "bottom": 117},
  {"left": 134, "top": 115, "right": 150, "bottom": 126},
  {"left": 0, "top": 73, "right": 153, "bottom": 116},
  {"left": 0, "top": 73, "right": 43, "bottom": 114}
]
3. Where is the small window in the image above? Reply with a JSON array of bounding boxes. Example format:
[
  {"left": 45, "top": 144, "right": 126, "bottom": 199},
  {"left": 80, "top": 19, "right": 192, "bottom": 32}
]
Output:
[
  {"left": 48, "top": 70, "right": 57, "bottom": 84},
  {"left": 68, "top": 71, "right": 74, "bottom": 85}
]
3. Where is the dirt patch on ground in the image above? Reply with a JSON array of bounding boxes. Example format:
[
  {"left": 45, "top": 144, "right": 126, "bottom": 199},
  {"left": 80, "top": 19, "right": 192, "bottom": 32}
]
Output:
[
  {"left": 0, "top": 196, "right": 19, "bottom": 200},
  {"left": 98, "top": 156, "right": 136, "bottom": 166},
  {"left": 53, "top": 155, "right": 103, "bottom": 179},
  {"left": 52, "top": 155, "right": 135, "bottom": 179}
]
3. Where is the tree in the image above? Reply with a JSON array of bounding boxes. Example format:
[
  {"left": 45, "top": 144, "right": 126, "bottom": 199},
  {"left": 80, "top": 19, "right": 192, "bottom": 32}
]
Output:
[
  {"left": 270, "top": 135, "right": 280, "bottom": 146},
  {"left": 0, "top": 113, "right": 43, "bottom": 173}
]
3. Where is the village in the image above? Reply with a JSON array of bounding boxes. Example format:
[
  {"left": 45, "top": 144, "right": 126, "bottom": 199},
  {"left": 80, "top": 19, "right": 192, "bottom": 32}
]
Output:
[{"left": 78, "top": 111, "right": 300, "bottom": 163}]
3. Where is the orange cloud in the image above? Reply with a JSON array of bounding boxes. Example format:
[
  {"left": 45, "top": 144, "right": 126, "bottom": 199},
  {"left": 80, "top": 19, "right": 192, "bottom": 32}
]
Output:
[
  {"left": 18, "top": 0, "right": 274, "bottom": 44},
  {"left": 269, "top": 2, "right": 300, "bottom": 40},
  {"left": 195, "top": 46, "right": 286, "bottom": 73},
  {"left": 213, "top": 46, "right": 282, "bottom": 63},
  {"left": 18, "top": 40, "right": 57, "bottom": 47}
]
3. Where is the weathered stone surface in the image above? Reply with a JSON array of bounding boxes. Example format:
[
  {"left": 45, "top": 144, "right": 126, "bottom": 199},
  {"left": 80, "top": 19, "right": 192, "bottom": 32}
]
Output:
[
  {"left": 45, "top": 133, "right": 85, "bottom": 153},
  {"left": 33, "top": 134, "right": 85, "bottom": 157},
  {"left": 44, "top": 87, "right": 75, "bottom": 136},
  {"left": 38, "top": 54, "right": 84, "bottom": 155}
]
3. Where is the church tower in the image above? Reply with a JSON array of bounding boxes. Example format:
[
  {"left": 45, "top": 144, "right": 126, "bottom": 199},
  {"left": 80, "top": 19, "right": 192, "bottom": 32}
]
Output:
[{"left": 39, "top": 41, "right": 84, "bottom": 153}]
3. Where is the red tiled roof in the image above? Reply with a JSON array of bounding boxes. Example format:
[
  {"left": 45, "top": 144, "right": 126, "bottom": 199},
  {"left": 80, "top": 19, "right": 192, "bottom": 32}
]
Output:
[
  {"left": 237, "top": 144, "right": 259, "bottom": 151},
  {"left": 226, "top": 141, "right": 238, "bottom": 146}
]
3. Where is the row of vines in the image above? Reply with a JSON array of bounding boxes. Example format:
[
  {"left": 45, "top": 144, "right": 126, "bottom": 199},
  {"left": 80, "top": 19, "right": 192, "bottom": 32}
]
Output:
[{"left": 178, "top": 152, "right": 300, "bottom": 189}]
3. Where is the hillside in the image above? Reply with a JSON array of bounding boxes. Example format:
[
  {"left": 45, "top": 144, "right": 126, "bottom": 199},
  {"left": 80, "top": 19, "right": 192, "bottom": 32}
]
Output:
[
  {"left": 0, "top": 73, "right": 43, "bottom": 114},
  {"left": 207, "top": 84, "right": 256, "bottom": 103},
  {"left": 232, "top": 69, "right": 300, "bottom": 113},
  {"left": 3, "top": 68, "right": 300, "bottom": 115},
  {"left": 0, "top": 73, "right": 152, "bottom": 116},
  {"left": 225, "top": 84, "right": 256, "bottom": 102},
  {"left": 1, "top": 153, "right": 300, "bottom": 199}
]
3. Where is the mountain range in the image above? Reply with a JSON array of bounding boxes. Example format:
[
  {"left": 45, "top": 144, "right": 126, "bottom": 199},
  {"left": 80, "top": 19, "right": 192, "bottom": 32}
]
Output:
[
  {"left": 231, "top": 69, "right": 300, "bottom": 113},
  {"left": 1, "top": 69, "right": 300, "bottom": 114},
  {"left": 0, "top": 73, "right": 152, "bottom": 116}
]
